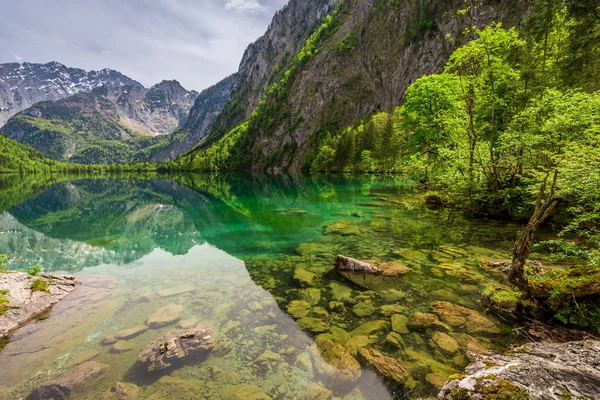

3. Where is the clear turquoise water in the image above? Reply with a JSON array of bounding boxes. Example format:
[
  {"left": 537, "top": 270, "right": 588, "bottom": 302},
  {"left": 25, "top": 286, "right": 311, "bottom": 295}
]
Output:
[{"left": 0, "top": 173, "right": 552, "bottom": 399}]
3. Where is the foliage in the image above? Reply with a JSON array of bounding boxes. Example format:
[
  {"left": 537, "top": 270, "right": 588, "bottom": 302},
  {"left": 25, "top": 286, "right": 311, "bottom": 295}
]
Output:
[
  {"left": 30, "top": 278, "right": 49, "bottom": 293},
  {"left": 0, "top": 254, "right": 6, "bottom": 273},
  {"left": 0, "top": 289, "right": 8, "bottom": 316},
  {"left": 26, "top": 265, "right": 42, "bottom": 276}
]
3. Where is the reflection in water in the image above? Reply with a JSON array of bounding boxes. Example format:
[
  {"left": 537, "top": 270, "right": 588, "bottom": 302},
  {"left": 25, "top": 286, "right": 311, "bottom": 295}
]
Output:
[{"left": 0, "top": 173, "right": 556, "bottom": 399}]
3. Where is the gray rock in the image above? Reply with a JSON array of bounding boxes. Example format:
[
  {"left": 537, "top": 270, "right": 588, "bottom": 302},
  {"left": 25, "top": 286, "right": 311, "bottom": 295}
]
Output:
[
  {"left": 0, "top": 271, "right": 78, "bottom": 339},
  {"left": 137, "top": 324, "right": 214, "bottom": 371},
  {"left": 439, "top": 340, "right": 600, "bottom": 400}
]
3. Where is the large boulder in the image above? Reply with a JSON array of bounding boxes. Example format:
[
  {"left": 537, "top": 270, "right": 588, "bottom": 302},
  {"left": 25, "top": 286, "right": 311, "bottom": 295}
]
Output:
[
  {"left": 137, "top": 324, "right": 214, "bottom": 371},
  {"left": 335, "top": 255, "right": 412, "bottom": 289},
  {"left": 439, "top": 340, "right": 600, "bottom": 400},
  {"left": 0, "top": 272, "right": 78, "bottom": 339}
]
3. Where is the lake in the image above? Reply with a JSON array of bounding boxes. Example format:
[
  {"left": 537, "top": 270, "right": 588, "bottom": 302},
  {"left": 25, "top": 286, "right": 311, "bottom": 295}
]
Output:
[{"left": 0, "top": 173, "right": 552, "bottom": 399}]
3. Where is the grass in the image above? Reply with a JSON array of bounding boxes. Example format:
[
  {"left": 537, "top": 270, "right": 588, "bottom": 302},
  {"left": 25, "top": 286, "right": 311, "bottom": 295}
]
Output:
[
  {"left": 0, "top": 289, "right": 9, "bottom": 316},
  {"left": 30, "top": 278, "right": 49, "bottom": 293}
]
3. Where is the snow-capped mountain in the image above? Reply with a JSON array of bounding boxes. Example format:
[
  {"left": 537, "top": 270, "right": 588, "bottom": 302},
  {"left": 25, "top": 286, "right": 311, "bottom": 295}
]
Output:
[{"left": 0, "top": 61, "right": 143, "bottom": 126}]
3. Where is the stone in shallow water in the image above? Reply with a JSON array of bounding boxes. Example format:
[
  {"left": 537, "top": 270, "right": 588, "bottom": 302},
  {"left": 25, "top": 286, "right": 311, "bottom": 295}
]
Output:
[
  {"left": 345, "top": 335, "right": 375, "bottom": 356},
  {"left": 102, "top": 382, "right": 141, "bottom": 400},
  {"left": 357, "top": 348, "right": 413, "bottom": 386},
  {"left": 221, "top": 384, "right": 272, "bottom": 400},
  {"left": 293, "top": 268, "right": 316, "bottom": 286},
  {"left": 335, "top": 256, "right": 412, "bottom": 289},
  {"left": 380, "top": 303, "right": 407, "bottom": 316},
  {"left": 287, "top": 300, "right": 312, "bottom": 318},
  {"left": 352, "top": 300, "right": 375, "bottom": 317},
  {"left": 391, "top": 314, "right": 409, "bottom": 334},
  {"left": 329, "top": 282, "right": 352, "bottom": 302},
  {"left": 430, "top": 331, "right": 460, "bottom": 354},
  {"left": 425, "top": 373, "right": 447, "bottom": 390},
  {"left": 303, "top": 382, "right": 332, "bottom": 400},
  {"left": 385, "top": 332, "right": 405, "bottom": 350},
  {"left": 296, "top": 352, "right": 313, "bottom": 372},
  {"left": 406, "top": 312, "right": 452, "bottom": 333},
  {"left": 324, "top": 220, "right": 360, "bottom": 236},
  {"left": 153, "top": 376, "right": 204, "bottom": 397},
  {"left": 137, "top": 324, "right": 213, "bottom": 372},
  {"left": 63, "top": 350, "right": 99, "bottom": 369},
  {"left": 350, "top": 320, "right": 388, "bottom": 337},
  {"left": 449, "top": 333, "right": 489, "bottom": 355},
  {"left": 145, "top": 303, "right": 184, "bottom": 328},
  {"left": 212, "top": 339, "right": 234, "bottom": 357},
  {"left": 431, "top": 301, "right": 500, "bottom": 334},
  {"left": 405, "top": 348, "right": 458, "bottom": 376},
  {"left": 248, "top": 301, "right": 263, "bottom": 311},
  {"left": 254, "top": 350, "right": 283, "bottom": 364},
  {"left": 296, "top": 243, "right": 331, "bottom": 257},
  {"left": 297, "top": 317, "right": 328, "bottom": 333},
  {"left": 111, "top": 340, "right": 134, "bottom": 354},
  {"left": 27, "top": 361, "right": 108, "bottom": 400},
  {"left": 299, "top": 288, "right": 321, "bottom": 306},
  {"left": 329, "top": 326, "right": 350, "bottom": 345},
  {"left": 312, "top": 338, "right": 362, "bottom": 385},
  {"left": 114, "top": 325, "right": 148, "bottom": 340}
]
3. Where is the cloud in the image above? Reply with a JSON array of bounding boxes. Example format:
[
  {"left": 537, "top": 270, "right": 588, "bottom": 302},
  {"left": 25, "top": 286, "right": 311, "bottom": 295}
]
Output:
[
  {"left": 224, "top": 0, "right": 263, "bottom": 12},
  {"left": 0, "top": 0, "right": 287, "bottom": 91},
  {"left": 12, "top": 54, "right": 23, "bottom": 61}
]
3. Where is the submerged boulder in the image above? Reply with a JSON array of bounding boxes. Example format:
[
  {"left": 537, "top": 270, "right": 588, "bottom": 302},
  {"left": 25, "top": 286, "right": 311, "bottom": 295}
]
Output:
[
  {"left": 431, "top": 301, "right": 501, "bottom": 334},
  {"left": 439, "top": 340, "right": 600, "bottom": 400},
  {"left": 357, "top": 348, "right": 413, "bottom": 386},
  {"left": 335, "top": 255, "right": 412, "bottom": 289},
  {"left": 137, "top": 324, "right": 214, "bottom": 371},
  {"left": 312, "top": 337, "right": 362, "bottom": 385},
  {"left": 145, "top": 303, "right": 184, "bottom": 328},
  {"left": 27, "top": 361, "right": 108, "bottom": 400}
]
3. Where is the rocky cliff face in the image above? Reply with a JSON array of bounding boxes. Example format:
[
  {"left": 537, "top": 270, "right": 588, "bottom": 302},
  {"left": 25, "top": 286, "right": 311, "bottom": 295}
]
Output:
[
  {"left": 184, "top": 0, "right": 529, "bottom": 172},
  {"left": 199, "top": 0, "right": 338, "bottom": 144},
  {"left": 0, "top": 62, "right": 143, "bottom": 126}
]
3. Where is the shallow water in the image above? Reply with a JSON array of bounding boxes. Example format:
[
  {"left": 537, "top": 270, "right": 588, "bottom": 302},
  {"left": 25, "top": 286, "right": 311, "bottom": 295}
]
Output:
[{"left": 0, "top": 173, "right": 556, "bottom": 399}]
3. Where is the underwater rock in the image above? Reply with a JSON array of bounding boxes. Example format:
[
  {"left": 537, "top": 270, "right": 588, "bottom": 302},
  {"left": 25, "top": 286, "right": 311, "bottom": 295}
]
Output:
[
  {"left": 324, "top": 220, "right": 360, "bottom": 236},
  {"left": 385, "top": 332, "right": 405, "bottom": 350},
  {"left": 212, "top": 339, "right": 234, "bottom": 357},
  {"left": 254, "top": 349, "right": 283, "bottom": 365},
  {"left": 300, "top": 288, "right": 322, "bottom": 306},
  {"left": 431, "top": 301, "right": 501, "bottom": 334},
  {"left": 345, "top": 335, "right": 375, "bottom": 356},
  {"left": 328, "top": 301, "right": 345, "bottom": 312},
  {"left": 391, "top": 314, "right": 409, "bottom": 334},
  {"left": 350, "top": 320, "right": 388, "bottom": 336},
  {"left": 27, "top": 361, "right": 108, "bottom": 400},
  {"left": 178, "top": 318, "right": 200, "bottom": 329},
  {"left": 357, "top": 348, "right": 412, "bottom": 385},
  {"left": 310, "top": 307, "right": 329, "bottom": 318},
  {"left": 221, "top": 384, "right": 272, "bottom": 400},
  {"left": 352, "top": 300, "right": 375, "bottom": 317},
  {"left": 0, "top": 272, "right": 78, "bottom": 339},
  {"left": 63, "top": 350, "right": 100, "bottom": 369},
  {"left": 287, "top": 300, "right": 312, "bottom": 318},
  {"left": 102, "top": 382, "right": 141, "bottom": 400},
  {"left": 379, "top": 289, "right": 407, "bottom": 302},
  {"left": 329, "top": 326, "right": 350, "bottom": 344},
  {"left": 114, "top": 325, "right": 148, "bottom": 341},
  {"left": 425, "top": 373, "right": 447, "bottom": 390},
  {"left": 296, "top": 243, "right": 331, "bottom": 257},
  {"left": 430, "top": 332, "right": 460, "bottom": 354},
  {"left": 145, "top": 303, "right": 184, "bottom": 328},
  {"left": 248, "top": 301, "right": 263, "bottom": 311},
  {"left": 439, "top": 340, "right": 600, "bottom": 400},
  {"left": 294, "top": 268, "right": 317, "bottom": 287},
  {"left": 312, "top": 338, "right": 362, "bottom": 385},
  {"left": 153, "top": 376, "right": 204, "bottom": 397},
  {"left": 448, "top": 333, "right": 489, "bottom": 355},
  {"left": 406, "top": 312, "right": 452, "bottom": 332},
  {"left": 137, "top": 324, "right": 213, "bottom": 371},
  {"left": 297, "top": 317, "right": 328, "bottom": 333},
  {"left": 303, "top": 382, "right": 332, "bottom": 400},
  {"left": 393, "top": 248, "right": 430, "bottom": 264},
  {"left": 296, "top": 352, "right": 313, "bottom": 372},
  {"left": 328, "top": 282, "right": 352, "bottom": 302},
  {"left": 405, "top": 348, "right": 459, "bottom": 376},
  {"left": 111, "top": 340, "right": 134, "bottom": 354},
  {"left": 380, "top": 304, "right": 407, "bottom": 317},
  {"left": 335, "top": 256, "right": 412, "bottom": 289}
]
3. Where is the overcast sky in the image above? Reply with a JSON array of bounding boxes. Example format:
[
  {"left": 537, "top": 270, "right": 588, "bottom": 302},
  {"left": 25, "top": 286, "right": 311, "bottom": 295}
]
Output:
[{"left": 0, "top": 0, "right": 288, "bottom": 91}]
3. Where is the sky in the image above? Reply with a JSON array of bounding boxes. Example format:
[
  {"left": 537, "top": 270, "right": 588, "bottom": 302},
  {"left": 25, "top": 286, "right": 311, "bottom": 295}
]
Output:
[{"left": 0, "top": 0, "right": 288, "bottom": 92}]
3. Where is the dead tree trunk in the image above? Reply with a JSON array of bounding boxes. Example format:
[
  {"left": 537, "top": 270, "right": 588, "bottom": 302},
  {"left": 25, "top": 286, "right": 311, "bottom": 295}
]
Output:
[{"left": 508, "top": 172, "right": 558, "bottom": 292}]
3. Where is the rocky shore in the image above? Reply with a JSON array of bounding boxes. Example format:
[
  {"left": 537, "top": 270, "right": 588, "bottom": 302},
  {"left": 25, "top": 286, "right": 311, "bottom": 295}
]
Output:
[{"left": 0, "top": 271, "right": 78, "bottom": 340}]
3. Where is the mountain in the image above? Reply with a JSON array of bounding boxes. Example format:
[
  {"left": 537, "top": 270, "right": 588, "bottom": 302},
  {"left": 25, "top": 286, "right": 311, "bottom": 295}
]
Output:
[
  {"left": 149, "top": 74, "right": 234, "bottom": 161},
  {"left": 0, "top": 77, "right": 200, "bottom": 163},
  {"left": 174, "top": 0, "right": 528, "bottom": 172},
  {"left": 0, "top": 61, "right": 142, "bottom": 126}
]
